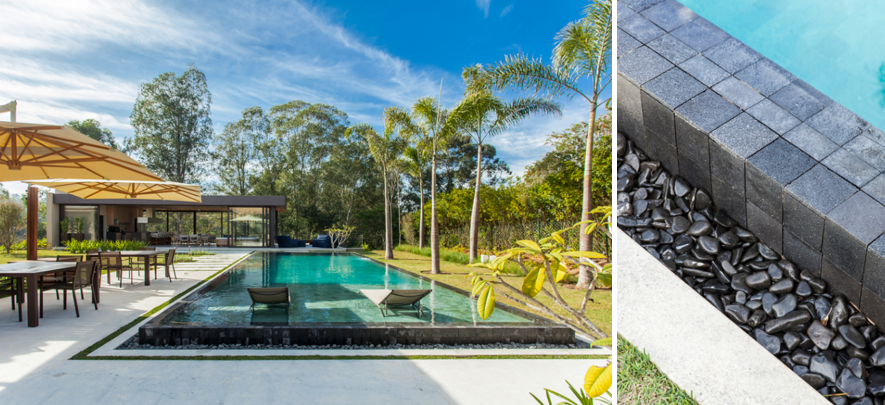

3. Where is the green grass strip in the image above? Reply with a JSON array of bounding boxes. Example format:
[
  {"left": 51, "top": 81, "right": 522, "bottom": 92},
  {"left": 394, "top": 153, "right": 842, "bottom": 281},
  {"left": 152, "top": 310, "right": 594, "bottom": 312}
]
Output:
[
  {"left": 81, "top": 354, "right": 608, "bottom": 361},
  {"left": 70, "top": 252, "right": 255, "bottom": 360},
  {"left": 617, "top": 336, "right": 698, "bottom": 405}
]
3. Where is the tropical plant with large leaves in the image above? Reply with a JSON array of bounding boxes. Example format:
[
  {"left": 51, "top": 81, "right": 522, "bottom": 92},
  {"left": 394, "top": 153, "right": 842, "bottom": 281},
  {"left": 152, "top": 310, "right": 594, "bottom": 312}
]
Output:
[
  {"left": 531, "top": 355, "right": 613, "bottom": 405},
  {"left": 455, "top": 65, "right": 561, "bottom": 265},
  {"left": 485, "top": 0, "right": 612, "bottom": 289},
  {"left": 468, "top": 205, "right": 612, "bottom": 340}
]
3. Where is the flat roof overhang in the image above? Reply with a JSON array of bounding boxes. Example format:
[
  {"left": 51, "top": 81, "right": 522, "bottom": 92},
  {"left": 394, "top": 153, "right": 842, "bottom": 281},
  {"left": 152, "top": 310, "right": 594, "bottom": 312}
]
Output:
[{"left": 52, "top": 193, "right": 287, "bottom": 212}]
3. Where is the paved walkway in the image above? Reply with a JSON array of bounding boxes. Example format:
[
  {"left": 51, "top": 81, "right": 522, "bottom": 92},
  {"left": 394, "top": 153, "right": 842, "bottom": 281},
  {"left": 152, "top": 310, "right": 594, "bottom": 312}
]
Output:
[{"left": 0, "top": 252, "right": 606, "bottom": 404}]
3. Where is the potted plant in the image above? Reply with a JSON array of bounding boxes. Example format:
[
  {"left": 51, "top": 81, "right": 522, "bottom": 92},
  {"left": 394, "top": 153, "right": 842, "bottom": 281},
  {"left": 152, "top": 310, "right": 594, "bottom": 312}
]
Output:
[
  {"left": 71, "top": 217, "right": 86, "bottom": 241},
  {"left": 60, "top": 217, "right": 71, "bottom": 243}
]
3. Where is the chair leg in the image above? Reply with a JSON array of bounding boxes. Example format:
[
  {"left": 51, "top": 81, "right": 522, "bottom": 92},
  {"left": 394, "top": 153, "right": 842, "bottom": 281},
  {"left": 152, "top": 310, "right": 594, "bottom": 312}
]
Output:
[
  {"left": 72, "top": 290, "right": 80, "bottom": 317},
  {"left": 40, "top": 290, "right": 43, "bottom": 318},
  {"left": 63, "top": 288, "right": 67, "bottom": 310},
  {"left": 80, "top": 287, "right": 84, "bottom": 300},
  {"left": 92, "top": 288, "right": 98, "bottom": 310}
]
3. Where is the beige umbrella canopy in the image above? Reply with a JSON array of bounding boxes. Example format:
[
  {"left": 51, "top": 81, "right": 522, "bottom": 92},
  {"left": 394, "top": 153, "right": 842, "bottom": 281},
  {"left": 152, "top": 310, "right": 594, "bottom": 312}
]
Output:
[
  {"left": 23, "top": 179, "right": 201, "bottom": 202},
  {"left": 0, "top": 122, "right": 161, "bottom": 181}
]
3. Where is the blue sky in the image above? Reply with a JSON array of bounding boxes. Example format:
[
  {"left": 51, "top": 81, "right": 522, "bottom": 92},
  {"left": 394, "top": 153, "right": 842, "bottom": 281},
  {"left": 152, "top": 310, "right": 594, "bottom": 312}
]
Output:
[{"left": 0, "top": 0, "right": 608, "bottom": 194}]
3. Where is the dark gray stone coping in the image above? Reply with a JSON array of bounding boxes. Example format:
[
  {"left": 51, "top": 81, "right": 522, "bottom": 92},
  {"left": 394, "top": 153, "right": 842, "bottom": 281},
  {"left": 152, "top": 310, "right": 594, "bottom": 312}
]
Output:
[
  {"left": 138, "top": 252, "right": 574, "bottom": 346},
  {"left": 617, "top": 0, "right": 885, "bottom": 328}
]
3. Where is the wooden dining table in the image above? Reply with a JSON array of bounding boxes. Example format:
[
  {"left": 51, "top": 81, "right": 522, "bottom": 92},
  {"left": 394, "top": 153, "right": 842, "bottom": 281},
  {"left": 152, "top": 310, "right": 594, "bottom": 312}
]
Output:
[
  {"left": 85, "top": 250, "right": 166, "bottom": 286},
  {"left": 0, "top": 261, "right": 81, "bottom": 327}
]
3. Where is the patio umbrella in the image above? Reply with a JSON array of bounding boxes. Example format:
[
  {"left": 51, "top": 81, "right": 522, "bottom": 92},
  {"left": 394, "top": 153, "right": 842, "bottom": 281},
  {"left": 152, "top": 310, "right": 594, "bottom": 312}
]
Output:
[
  {"left": 0, "top": 121, "right": 162, "bottom": 259},
  {"left": 23, "top": 179, "right": 201, "bottom": 203}
]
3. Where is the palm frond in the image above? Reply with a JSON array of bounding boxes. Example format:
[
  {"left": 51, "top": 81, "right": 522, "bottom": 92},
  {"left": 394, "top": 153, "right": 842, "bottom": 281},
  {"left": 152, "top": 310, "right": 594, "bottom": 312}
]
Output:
[{"left": 485, "top": 54, "right": 587, "bottom": 102}]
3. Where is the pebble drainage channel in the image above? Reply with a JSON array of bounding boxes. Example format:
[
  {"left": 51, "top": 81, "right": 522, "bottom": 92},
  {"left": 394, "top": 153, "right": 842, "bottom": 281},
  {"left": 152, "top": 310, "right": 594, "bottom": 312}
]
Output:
[
  {"left": 116, "top": 335, "right": 591, "bottom": 351},
  {"left": 617, "top": 133, "right": 885, "bottom": 404}
]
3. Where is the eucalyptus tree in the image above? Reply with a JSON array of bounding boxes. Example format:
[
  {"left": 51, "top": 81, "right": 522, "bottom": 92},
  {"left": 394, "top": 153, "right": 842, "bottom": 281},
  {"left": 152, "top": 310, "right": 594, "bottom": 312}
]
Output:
[
  {"left": 213, "top": 106, "right": 268, "bottom": 196},
  {"left": 400, "top": 141, "right": 431, "bottom": 248},
  {"left": 484, "top": 0, "right": 612, "bottom": 288},
  {"left": 455, "top": 65, "right": 561, "bottom": 263},
  {"left": 67, "top": 119, "right": 119, "bottom": 149},
  {"left": 128, "top": 64, "right": 213, "bottom": 184},
  {"left": 384, "top": 96, "right": 456, "bottom": 274},
  {"left": 345, "top": 122, "right": 409, "bottom": 259}
]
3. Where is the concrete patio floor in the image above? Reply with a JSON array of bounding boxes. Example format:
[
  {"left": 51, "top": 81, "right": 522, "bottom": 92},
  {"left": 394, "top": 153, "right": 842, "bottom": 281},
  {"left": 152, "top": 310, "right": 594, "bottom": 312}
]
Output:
[{"left": 0, "top": 252, "right": 607, "bottom": 404}]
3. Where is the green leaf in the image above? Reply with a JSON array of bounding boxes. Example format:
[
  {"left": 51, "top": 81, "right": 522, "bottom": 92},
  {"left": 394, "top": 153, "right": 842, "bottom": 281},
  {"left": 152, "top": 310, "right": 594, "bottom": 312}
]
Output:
[
  {"left": 522, "top": 266, "right": 547, "bottom": 297},
  {"left": 516, "top": 240, "right": 542, "bottom": 253},
  {"left": 471, "top": 280, "right": 487, "bottom": 297},
  {"left": 555, "top": 261, "right": 569, "bottom": 283},
  {"left": 551, "top": 231, "right": 565, "bottom": 246},
  {"left": 563, "top": 251, "right": 606, "bottom": 259},
  {"left": 476, "top": 284, "right": 495, "bottom": 320},
  {"left": 597, "top": 273, "right": 612, "bottom": 287}
]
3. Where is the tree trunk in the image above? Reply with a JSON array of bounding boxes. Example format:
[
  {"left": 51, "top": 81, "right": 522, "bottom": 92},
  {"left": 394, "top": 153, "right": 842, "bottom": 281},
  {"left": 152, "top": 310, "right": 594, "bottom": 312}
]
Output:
[
  {"left": 577, "top": 104, "right": 598, "bottom": 289},
  {"left": 418, "top": 174, "right": 425, "bottom": 250},
  {"left": 468, "top": 143, "right": 483, "bottom": 263},
  {"left": 431, "top": 151, "right": 441, "bottom": 274},
  {"left": 383, "top": 166, "right": 394, "bottom": 259}
]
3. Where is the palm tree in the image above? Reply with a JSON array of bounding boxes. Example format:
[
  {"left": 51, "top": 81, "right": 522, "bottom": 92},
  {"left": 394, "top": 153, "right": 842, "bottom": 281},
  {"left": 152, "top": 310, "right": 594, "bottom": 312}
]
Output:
[
  {"left": 455, "top": 65, "right": 561, "bottom": 264},
  {"left": 484, "top": 0, "right": 612, "bottom": 289},
  {"left": 401, "top": 141, "right": 431, "bottom": 249},
  {"left": 384, "top": 96, "right": 457, "bottom": 274},
  {"left": 345, "top": 122, "right": 409, "bottom": 259}
]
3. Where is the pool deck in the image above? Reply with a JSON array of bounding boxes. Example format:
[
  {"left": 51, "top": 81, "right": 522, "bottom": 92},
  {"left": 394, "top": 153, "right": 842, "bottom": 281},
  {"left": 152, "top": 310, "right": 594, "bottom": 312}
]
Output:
[{"left": 0, "top": 251, "right": 610, "bottom": 404}]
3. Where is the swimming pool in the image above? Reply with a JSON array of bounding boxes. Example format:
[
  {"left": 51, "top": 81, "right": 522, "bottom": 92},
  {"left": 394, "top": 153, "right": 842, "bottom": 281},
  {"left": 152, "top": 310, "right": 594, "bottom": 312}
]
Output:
[
  {"left": 677, "top": 0, "right": 885, "bottom": 132},
  {"left": 139, "top": 253, "right": 573, "bottom": 346}
]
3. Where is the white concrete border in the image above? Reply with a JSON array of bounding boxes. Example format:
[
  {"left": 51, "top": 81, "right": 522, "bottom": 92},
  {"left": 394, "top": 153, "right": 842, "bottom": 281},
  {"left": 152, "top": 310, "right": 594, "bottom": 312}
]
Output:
[
  {"left": 87, "top": 251, "right": 611, "bottom": 359},
  {"left": 617, "top": 229, "right": 828, "bottom": 405}
]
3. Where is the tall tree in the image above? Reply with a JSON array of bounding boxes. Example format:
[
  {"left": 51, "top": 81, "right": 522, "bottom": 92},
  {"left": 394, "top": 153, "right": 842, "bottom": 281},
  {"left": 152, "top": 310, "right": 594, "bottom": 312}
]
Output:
[
  {"left": 346, "top": 121, "right": 408, "bottom": 259},
  {"left": 455, "top": 65, "right": 561, "bottom": 263},
  {"left": 213, "top": 107, "right": 267, "bottom": 195},
  {"left": 400, "top": 141, "right": 430, "bottom": 248},
  {"left": 127, "top": 64, "right": 213, "bottom": 184},
  {"left": 67, "top": 119, "right": 119, "bottom": 149},
  {"left": 485, "top": 0, "right": 612, "bottom": 288},
  {"left": 0, "top": 197, "right": 25, "bottom": 254}
]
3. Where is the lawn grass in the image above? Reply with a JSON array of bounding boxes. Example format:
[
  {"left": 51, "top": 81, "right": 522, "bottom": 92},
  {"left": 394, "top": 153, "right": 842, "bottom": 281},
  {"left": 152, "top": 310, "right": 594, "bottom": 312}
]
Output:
[
  {"left": 362, "top": 249, "right": 612, "bottom": 337},
  {"left": 0, "top": 250, "right": 84, "bottom": 264},
  {"left": 617, "top": 336, "right": 698, "bottom": 405}
]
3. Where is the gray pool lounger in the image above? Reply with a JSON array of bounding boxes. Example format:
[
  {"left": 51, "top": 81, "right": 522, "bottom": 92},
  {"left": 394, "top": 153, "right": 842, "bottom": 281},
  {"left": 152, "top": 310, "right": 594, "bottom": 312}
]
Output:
[
  {"left": 248, "top": 287, "right": 291, "bottom": 312},
  {"left": 360, "top": 289, "right": 432, "bottom": 317}
]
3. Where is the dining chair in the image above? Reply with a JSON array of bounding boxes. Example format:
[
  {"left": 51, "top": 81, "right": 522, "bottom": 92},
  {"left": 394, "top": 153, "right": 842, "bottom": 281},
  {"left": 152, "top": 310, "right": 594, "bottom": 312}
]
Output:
[
  {"left": 133, "top": 247, "right": 156, "bottom": 276},
  {"left": 152, "top": 248, "right": 178, "bottom": 282},
  {"left": 99, "top": 251, "right": 132, "bottom": 287},
  {"left": 40, "top": 260, "right": 99, "bottom": 318},
  {"left": 0, "top": 276, "right": 21, "bottom": 322}
]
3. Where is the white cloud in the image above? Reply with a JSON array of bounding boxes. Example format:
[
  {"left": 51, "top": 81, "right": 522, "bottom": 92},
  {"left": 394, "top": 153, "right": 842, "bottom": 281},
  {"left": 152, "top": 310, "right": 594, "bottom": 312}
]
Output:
[
  {"left": 476, "top": 0, "right": 492, "bottom": 18},
  {"left": 500, "top": 4, "right": 513, "bottom": 17}
]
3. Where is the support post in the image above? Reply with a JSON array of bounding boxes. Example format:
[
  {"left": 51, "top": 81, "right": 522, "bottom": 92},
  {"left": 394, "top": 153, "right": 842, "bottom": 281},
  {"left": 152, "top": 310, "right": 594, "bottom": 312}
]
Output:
[{"left": 27, "top": 185, "right": 38, "bottom": 260}]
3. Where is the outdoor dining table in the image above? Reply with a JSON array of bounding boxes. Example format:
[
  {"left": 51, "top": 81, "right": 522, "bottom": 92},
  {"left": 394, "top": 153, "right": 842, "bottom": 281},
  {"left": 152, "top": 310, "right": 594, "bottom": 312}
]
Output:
[
  {"left": 85, "top": 250, "right": 166, "bottom": 287},
  {"left": 0, "top": 261, "right": 81, "bottom": 327}
]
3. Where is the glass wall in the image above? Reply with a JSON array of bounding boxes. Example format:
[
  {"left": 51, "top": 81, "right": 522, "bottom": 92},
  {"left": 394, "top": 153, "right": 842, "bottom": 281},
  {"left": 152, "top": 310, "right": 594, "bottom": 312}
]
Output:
[
  {"left": 197, "top": 212, "right": 227, "bottom": 236},
  {"left": 168, "top": 212, "right": 195, "bottom": 234},
  {"left": 62, "top": 205, "right": 99, "bottom": 240},
  {"left": 230, "top": 207, "right": 269, "bottom": 247}
]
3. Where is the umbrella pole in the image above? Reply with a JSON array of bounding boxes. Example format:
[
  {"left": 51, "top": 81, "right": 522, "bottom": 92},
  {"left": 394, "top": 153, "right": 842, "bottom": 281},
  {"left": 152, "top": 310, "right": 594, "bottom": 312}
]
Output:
[{"left": 27, "top": 185, "right": 38, "bottom": 260}]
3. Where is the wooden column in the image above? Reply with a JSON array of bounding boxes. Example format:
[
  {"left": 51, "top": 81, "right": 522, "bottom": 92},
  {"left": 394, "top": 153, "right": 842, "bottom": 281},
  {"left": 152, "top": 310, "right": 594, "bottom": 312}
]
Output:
[{"left": 27, "top": 185, "right": 38, "bottom": 260}]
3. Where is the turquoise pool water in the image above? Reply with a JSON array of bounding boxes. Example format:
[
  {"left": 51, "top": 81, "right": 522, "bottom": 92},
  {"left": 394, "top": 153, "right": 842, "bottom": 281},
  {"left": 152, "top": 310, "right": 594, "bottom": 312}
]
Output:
[
  {"left": 169, "top": 253, "right": 531, "bottom": 325},
  {"left": 677, "top": 0, "right": 885, "bottom": 131}
]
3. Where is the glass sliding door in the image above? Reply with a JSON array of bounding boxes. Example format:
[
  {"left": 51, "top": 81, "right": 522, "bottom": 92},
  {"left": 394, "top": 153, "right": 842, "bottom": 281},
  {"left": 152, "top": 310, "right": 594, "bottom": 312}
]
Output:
[{"left": 229, "top": 207, "right": 270, "bottom": 247}]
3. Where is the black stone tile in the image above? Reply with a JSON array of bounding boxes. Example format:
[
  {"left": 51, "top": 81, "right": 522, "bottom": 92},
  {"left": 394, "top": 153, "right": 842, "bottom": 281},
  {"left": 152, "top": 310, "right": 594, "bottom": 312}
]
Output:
[
  {"left": 642, "top": 68, "right": 706, "bottom": 109},
  {"left": 702, "top": 37, "right": 763, "bottom": 74},
  {"left": 711, "top": 176, "right": 747, "bottom": 227},
  {"left": 747, "top": 200, "right": 782, "bottom": 253},
  {"left": 620, "top": 14, "right": 666, "bottom": 43},
  {"left": 784, "top": 231, "right": 822, "bottom": 277},
  {"left": 617, "top": 73, "right": 643, "bottom": 139},
  {"left": 646, "top": 33, "right": 697, "bottom": 64},
  {"left": 676, "top": 89, "right": 741, "bottom": 133},
  {"left": 745, "top": 162, "right": 783, "bottom": 222},
  {"left": 769, "top": 80, "right": 831, "bottom": 121},
  {"left": 860, "top": 287, "right": 885, "bottom": 332},
  {"left": 675, "top": 113, "right": 708, "bottom": 167},
  {"left": 782, "top": 123, "right": 839, "bottom": 161},
  {"left": 806, "top": 103, "right": 870, "bottom": 146},
  {"left": 620, "top": 0, "right": 665, "bottom": 12},
  {"left": 786, "top": 164, "right": 857, "bottom": 214},
  {"left": 864, "top": 234, "right": 885, "bottom": 298},
  {"left": 640, "top": 0, "right": 698, "bottom": 31},
  {"left": 618, "top": 29, "right": 642, "bottom": 58},
  {"left": 822, "top": 148, "right": 878, "bottom": 187},
  {"left": 679, "top": 54, "right": 729, "bottom": 87},
  {"left": 641, "top": 90, "right": 675, "bottom": 144},
  {"left": 734, "top": 58, "right": 795, "bottom": 97},
  {"left": 678, "top": 151, "right": 711, "bottom": 194},
  {"left": 709, "top": 113, "right": 777, "bottom": 158},
  {"left": 709, "top": 138, "right": 745, "bottom": 197},
  {"left": 711, "top": 77, "right": 763, "bottom": 110},
  {"left": 645, "top": 128, "right": 678, "bottom": 175},
  {"left": 746, "top": 99, "right": 800, "bottom": 135},
  {"left": 670, "top": 17, "right": 730, "bottom": 52},
  {"left": 783, "top": 191, "right": 825, "bottom": 251},
  {"left": 747, "top": 138, "right": 815, "bottom": 186},
  {"left": 862, "top": 174, "right": 885, "bottom": 206},
  {"left": 822, "top": 219, "right": 867, "bottom": 282},
  {"left": 822, "top": 257, "right": 863, "bottom": 304},
  {"left": 827, "top": 191, "right": 885, "bottom": 244},
  {"left": 618, "top": 0, "right": 638, "bottom": 20},
  {"left": 618, "top": 46, "right": 674, "bottom": 84},
  {"left": 844, "top": 135, "right": 885, "bottom": 171}
]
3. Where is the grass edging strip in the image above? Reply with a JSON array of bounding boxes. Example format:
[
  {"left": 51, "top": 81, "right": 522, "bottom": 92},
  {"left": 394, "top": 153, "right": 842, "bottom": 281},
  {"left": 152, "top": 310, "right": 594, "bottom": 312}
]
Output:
[
  {"left": 71, "top": 252, "right": 255, "bottom": 360},
  {"left": 80, "top": 354, "right": 609, "bottom": 361}
]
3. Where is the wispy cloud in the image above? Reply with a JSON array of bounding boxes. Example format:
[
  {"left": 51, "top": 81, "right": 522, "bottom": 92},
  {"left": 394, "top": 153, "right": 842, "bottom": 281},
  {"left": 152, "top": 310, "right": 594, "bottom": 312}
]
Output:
[
  {"left": 500, "top": 4, "right": 513, "bottom": 17},
  {"left": 476, "top": 0, "right": 492, "bottom": 18}
]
